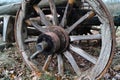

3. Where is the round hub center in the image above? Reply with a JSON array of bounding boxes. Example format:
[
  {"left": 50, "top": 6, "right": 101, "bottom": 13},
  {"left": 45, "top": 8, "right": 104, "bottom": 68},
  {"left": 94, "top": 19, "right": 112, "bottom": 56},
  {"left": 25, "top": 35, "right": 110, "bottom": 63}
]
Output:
[{"left": 37, "top": 26, "right": 69, "bottom": 55}]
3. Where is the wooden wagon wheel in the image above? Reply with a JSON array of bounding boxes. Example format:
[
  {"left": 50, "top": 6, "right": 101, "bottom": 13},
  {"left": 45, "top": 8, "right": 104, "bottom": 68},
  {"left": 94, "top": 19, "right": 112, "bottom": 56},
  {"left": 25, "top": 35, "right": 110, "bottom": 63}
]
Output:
[{"left": 15, "top": 0, "right": 115, "bottom": 79}]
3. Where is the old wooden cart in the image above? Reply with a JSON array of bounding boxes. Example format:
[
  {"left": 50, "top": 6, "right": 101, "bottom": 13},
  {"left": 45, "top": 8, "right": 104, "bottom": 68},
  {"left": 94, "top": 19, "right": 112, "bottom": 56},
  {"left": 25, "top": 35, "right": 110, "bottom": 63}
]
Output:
[{"left": 0, "top": 0, "right": 117, "bottom": 79}]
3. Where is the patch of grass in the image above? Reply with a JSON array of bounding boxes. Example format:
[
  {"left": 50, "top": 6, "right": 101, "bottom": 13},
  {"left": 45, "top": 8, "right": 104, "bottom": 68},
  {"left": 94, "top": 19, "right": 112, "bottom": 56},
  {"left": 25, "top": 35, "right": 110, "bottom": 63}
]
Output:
[{"left": 40, "top": 74, "right": 56, "bottom": 80}]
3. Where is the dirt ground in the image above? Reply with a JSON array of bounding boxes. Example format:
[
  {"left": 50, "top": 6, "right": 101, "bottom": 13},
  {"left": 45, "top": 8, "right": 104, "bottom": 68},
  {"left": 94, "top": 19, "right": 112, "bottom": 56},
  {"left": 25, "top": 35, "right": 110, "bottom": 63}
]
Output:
[{"left": 0, "top": 28, "right": 120, "bottom": 80}]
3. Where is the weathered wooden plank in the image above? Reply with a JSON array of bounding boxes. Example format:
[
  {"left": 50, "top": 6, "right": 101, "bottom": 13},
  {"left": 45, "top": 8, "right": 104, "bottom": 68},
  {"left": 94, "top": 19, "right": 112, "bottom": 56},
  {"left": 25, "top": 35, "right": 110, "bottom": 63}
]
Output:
[
  {"left": 0, "top": 3, "right": 21, "bottom": 15},
  {"left": 0, "top": 0, "right": 67, "bottom": 15},
  {"left": 0, "top": 0, "right": 21, "bottom": 6}
]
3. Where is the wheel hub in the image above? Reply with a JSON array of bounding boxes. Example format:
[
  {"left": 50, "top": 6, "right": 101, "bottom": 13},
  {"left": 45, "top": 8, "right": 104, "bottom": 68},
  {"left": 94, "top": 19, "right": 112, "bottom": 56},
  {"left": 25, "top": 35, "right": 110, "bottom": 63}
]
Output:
[{"left": 37, "top": 26, "right": 69, "bottom": 55}]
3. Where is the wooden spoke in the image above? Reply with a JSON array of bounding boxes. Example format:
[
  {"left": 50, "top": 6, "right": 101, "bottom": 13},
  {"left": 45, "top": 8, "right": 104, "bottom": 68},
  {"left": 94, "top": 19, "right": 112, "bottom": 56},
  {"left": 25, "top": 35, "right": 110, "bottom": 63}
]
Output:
[
  {"left": 25, "top": 20, "right": 47, "bottom": 33},
  {"left": 49, "top": 0, "right": 58, "bottom": 25},
  {"left": 21, "top": 51, "right": 40, "bottom": 72},
  {"left": 91, "top": 27, "right": 100, "bottom": 31},
  {"left": 66, "top": 11, "right": 95, "bottom": 34},
  {"left": 30, "top": 50, "right": 42, "bottom": 59},
  {"left": 57, "top": 54, "right": 64, "bottom": 76},
  {"left": 64, "top": 51, "right": 81, "bottom": 76},
  {"left": 26, "top": 17, "right": 44, "bottom": 26},
  {"left": 42, "top": 55, "right": 53, "bottom": 71},
  {"left": 33, "top": 5, "right": 52, "bottom": 26},
  {"left": 24, "top": 38, "right": 37, "bottom": 43},
  {"left": 70, "top": 34, "right": 101, "bottom": 42},
  {"left": 70, "top": 45, "right": 97, "bottom": 64},
  {"left": 60, "top": 3, "right": 72, "bottom": 27}
]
